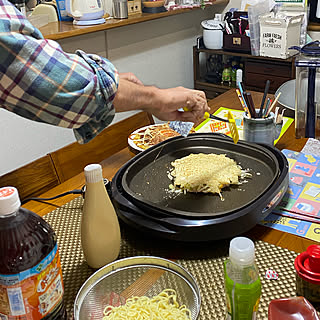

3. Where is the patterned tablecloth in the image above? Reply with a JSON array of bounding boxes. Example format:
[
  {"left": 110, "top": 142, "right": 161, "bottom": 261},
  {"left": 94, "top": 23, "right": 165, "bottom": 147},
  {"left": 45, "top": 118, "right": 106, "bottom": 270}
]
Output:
[{"left": 44, "top": 196, "right": 300, "bottom": 320}]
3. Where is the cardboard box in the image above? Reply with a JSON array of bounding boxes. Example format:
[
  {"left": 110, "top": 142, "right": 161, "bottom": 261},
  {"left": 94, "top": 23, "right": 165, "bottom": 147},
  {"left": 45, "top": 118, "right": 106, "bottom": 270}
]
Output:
[{"left": 259, "top": 12, "right": 304, "bottom": 59}]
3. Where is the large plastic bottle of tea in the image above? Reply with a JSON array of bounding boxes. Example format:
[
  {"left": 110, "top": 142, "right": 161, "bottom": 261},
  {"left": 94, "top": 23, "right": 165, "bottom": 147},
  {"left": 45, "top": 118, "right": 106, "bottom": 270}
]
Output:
[{"left": 0, "top": 186, "right": 67, "bottom": 319}]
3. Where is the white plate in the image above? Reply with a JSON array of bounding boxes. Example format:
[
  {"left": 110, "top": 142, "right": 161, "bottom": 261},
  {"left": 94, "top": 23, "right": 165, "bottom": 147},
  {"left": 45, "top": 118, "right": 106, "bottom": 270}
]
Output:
[{"left": 128, "top": 124, "right": 169, "bottom": 152}]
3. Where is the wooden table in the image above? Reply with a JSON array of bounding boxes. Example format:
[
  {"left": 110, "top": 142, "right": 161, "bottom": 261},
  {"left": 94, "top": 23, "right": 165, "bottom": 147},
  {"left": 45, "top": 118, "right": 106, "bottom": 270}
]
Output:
[{"left": 23, "top": 89, "right": 318, "bottom": 253}]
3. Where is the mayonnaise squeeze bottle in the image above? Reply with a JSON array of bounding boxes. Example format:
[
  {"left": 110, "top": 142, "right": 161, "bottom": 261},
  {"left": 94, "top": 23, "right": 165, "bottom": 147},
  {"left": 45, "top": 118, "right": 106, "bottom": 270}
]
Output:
[{"left": 81, "top": 164, "right": 121, "bottom": 269}]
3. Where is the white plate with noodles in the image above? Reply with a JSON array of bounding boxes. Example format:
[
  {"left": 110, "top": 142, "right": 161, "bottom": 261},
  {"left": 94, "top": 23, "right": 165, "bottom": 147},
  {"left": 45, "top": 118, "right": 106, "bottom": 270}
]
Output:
[
  {"left": 128, "top": 123, "right": 181, "bottom": 152},
  {"left": 74, "top": 256, "right": 200, "bottom": 320}
]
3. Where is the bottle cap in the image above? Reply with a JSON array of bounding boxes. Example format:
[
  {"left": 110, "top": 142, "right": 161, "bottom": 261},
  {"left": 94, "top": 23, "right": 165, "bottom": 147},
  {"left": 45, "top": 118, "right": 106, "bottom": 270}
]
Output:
[
  {"left": 295, "top": 245, "right": 320, "bottom": 285},
  {"left": 229, "top": 237, "right": 255, "bottom": 266},
  {"left": 84, "top": 164, "right": 103, "bottom": 183},
  {"left": 0, "top": 186, "right": 21, "bottom": 215}
]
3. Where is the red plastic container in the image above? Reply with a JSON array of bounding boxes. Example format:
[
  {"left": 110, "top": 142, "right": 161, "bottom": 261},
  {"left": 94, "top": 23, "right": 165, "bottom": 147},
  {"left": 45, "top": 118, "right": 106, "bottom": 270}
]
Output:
[{"left": 294, "top": 245, "right": 320, "bottom": 307}]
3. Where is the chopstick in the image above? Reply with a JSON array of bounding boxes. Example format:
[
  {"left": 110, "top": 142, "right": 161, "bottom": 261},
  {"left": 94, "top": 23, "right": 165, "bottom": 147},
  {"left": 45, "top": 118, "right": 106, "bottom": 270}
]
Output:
[
  {"left": 272, "top": 211, "right": 320, "bottom": 225},
  {"left": 245, "top": 92, "right": 256, "bottom": 118},
  {"left": 258, "top": 80, "right": 270, "bottom": 117}
]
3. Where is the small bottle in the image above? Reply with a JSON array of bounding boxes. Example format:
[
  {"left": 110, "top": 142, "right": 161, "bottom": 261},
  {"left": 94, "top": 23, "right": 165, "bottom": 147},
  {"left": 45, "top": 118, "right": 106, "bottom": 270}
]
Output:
[
  {"left": 222, "top": 64, "right": 232, "bottom": 87},
  {"left": 81, "top": 164, "right": 121, "bottom": 269},
  {"left": 236, "top": 69, "right": 243, "bottom": 87},
  {"left": 224, "top": 237, "right": 261, "bottom": 320},
  {"left": 0, "top": 187, "right": 67, "bottom": 319},
  {"left": 231, "top": 61, "right": 238, "bottom": 88}
]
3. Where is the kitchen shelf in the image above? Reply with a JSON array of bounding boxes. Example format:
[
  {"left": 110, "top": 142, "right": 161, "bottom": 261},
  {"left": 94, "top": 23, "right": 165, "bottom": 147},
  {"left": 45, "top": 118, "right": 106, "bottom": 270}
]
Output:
[
  {"left": 193, "top": 46, "right": 296, "bottom": 99},
  {"left": 39, "top": 0, "right": 228, "bottom": 40}
]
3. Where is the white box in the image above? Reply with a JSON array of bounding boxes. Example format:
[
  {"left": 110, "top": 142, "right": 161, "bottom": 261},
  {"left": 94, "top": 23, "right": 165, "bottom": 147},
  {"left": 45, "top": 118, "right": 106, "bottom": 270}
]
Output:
[{"left": 259, "top": 12, "right": 303, "bottom": 59}]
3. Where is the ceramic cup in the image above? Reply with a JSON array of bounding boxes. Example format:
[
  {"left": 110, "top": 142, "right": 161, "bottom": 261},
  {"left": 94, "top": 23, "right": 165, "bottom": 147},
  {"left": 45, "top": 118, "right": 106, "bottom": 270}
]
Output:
[{"left": 243, "top": 110, "right": 282, "bottom": 146}]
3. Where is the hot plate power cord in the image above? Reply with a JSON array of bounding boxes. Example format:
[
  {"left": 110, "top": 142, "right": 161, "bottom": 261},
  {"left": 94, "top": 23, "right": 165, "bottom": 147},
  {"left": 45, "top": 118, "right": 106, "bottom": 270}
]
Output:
[{"left": 21, "top": 179, "right": 110, "bottom": 205}]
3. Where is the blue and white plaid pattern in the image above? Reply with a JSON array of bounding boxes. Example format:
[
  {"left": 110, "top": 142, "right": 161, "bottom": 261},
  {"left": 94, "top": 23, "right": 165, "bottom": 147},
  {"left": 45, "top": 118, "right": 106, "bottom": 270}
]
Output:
[{"left": 0, "top": 0, "right": 119, "bottom": 144}]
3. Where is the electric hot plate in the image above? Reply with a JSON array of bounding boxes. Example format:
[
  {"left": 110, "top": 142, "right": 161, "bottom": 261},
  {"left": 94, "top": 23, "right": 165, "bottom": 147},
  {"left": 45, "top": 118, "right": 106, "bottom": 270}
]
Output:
[{"left": 111, "top": 133, "right": 289, "bottom": 241}]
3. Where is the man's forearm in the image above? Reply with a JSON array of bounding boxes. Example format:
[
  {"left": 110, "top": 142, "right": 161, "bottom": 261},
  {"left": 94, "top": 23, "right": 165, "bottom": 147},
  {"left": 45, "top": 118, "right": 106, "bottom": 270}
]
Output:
[{"left": 113, "top": 78, "right": 159, "bottom": 112}]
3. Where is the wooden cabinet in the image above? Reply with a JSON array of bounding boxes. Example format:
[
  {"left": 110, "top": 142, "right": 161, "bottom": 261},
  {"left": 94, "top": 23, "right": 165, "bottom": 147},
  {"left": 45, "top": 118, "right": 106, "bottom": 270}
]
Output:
[{"left": 193, "top": 46, "right": 296, "bottom": 99}]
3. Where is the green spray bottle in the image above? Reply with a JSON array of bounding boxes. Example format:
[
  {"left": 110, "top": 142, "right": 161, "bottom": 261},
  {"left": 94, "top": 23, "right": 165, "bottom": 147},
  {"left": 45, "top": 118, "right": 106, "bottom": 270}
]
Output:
[{"left": 224, "top": 237, "right": 261, "bottom": 320}]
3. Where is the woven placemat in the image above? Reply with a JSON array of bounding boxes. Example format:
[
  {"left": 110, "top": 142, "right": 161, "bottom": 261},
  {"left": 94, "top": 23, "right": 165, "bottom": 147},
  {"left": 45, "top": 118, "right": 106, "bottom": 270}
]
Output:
[{"left": 43, "top": 196, "right": 300, "bottom": 320}]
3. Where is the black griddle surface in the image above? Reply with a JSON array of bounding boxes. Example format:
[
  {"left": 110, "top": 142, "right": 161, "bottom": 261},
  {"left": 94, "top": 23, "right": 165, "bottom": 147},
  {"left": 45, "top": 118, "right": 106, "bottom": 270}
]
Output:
[{"left": 121, "top": 134, "right": 279, "bottom": 217}]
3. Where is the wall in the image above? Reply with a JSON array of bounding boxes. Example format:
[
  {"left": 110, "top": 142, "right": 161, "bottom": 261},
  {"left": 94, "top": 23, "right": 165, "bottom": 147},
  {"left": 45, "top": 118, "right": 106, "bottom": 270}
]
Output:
[{"left": 0, "top": 6, "right": 227, "bottom": 176}]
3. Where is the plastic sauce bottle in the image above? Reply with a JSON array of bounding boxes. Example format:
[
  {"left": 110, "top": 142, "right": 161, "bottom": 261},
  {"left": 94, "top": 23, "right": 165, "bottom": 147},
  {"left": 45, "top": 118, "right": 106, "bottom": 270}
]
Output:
[
  {"left": 81, "top": 164, "right": 121, "bottom": 269},
  {"left": 224, "top": 237, "right": 261, "bottom": 320},
  {"left": 0, "top": 186, "right": 66, "bottom": 319}
]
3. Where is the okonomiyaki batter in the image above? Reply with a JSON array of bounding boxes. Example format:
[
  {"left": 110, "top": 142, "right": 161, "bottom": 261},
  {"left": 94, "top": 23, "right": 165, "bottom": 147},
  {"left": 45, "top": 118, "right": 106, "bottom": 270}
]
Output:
[{"left": 170, "top": 153, "right": 242, "bottom": 196}]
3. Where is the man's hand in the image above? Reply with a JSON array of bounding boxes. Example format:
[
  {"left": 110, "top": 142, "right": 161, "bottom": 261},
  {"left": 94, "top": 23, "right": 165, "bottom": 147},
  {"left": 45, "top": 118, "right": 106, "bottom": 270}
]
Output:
[
  {"left": 149, "top": 86, "right": 210, "bottom": 123},
  {"left": 113, "top": 80, "right": 210, "bottom": 124}
]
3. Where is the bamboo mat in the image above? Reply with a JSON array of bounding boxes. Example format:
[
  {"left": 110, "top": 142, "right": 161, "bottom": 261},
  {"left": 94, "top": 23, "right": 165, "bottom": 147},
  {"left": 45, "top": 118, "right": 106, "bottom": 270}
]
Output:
[{"left": 44, "top": 196, "right": 300, "bottom": 320}]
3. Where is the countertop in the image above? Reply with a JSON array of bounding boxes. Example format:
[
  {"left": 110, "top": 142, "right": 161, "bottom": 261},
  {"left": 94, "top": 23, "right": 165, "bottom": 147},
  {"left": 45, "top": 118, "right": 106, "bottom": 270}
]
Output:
[{"left": 39, "top": 0, "right": 228, "bottom": 40}]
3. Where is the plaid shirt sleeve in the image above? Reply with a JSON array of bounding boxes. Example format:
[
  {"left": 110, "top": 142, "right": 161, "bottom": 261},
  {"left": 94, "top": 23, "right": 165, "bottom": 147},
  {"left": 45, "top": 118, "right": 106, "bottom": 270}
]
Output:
[{"left": 0, "top": 0, "right": 119, "bottom": 144}]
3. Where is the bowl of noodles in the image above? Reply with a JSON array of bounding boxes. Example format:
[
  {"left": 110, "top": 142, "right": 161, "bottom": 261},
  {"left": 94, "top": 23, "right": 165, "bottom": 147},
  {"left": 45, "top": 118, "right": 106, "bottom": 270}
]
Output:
[{"left": 74, "top": 256, "right": 201, "bottom": 320}]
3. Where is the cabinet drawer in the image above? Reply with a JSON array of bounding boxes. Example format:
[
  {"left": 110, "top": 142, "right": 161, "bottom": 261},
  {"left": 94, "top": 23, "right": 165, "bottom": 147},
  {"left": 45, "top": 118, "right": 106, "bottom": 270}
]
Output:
[
  {"left": 245, "top": 60, "right": 292, "bottom": 77},
  {"left": 245, "top": 72, "right": 291, "bottom": 92}
]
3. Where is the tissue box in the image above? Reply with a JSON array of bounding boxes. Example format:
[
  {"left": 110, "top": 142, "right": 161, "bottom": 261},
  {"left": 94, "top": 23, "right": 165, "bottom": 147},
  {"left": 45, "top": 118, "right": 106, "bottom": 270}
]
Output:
[{"left": 259, "top": 12, "right": 304, "bottom": 59}]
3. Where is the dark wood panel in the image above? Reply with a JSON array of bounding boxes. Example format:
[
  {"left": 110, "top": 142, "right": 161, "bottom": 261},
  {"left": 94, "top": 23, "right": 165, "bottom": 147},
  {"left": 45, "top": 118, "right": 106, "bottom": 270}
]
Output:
[
  {"left": 193, "top": 46, "right": 296, "bottom": 98},
  {"left": 0, "top": 156, "right": 60, "bottom": 201},
  {"left": 245, "top": 72, "right": 291, "bottom": 93},
  {"left": 49, "top": 112, "right": 154, "bottom": 182},
  {"left": 195, "top": 82, "right": 229, "bottom": 99},
  {"left": 245, "top": 59, "right": 293, "bottom": 77}
]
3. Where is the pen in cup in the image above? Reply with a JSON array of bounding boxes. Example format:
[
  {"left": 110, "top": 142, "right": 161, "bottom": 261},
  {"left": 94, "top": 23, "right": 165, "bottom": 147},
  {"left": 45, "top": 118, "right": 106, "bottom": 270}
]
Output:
[
  {"left": 265, "top": 92, "right": 281, "bottom": 118},
  {"left": 235, "top": 88, "right": 250, "bottom": 116},
  {"left": 238, "top": 83, "right": 251, "bottom": 117},
  {"left": 263, "top": 98, "right": 271, "bottom": 117}
]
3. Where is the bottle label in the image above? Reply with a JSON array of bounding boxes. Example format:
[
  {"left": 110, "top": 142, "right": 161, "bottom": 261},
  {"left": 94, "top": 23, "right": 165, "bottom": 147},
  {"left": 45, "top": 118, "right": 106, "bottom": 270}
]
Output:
[{"left": 0, "top": 244, "right": 64, "bottom": 319}]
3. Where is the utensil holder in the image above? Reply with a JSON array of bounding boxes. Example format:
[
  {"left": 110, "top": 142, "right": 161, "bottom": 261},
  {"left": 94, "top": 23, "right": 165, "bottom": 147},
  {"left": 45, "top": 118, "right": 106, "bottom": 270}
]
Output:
[{"left": 243, "top": 111, "right": 282, "bottom": 146}]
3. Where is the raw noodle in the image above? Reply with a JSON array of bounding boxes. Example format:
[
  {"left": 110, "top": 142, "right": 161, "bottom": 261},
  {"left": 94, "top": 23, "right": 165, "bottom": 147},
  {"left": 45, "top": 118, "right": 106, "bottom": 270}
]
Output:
[{"left": 102, "top": 289, "right": 192, "bottom": 320}]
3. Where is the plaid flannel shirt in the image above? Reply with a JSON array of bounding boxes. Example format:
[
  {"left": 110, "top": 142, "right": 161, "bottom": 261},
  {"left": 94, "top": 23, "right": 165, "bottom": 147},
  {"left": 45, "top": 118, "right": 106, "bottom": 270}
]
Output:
[{"left": 0, "top": 0, "right": 119, "bottom": 144}]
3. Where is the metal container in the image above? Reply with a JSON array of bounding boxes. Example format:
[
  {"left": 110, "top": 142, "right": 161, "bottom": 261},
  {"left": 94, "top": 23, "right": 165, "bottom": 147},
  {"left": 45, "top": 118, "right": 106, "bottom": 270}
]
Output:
[
  {"left": 74, "top": 256, "right": 201, "bottom": 319},
  {"left": 201, "top": 14, "right": 224, "bottom": 50},
  {"left": 113, "top": 0, "right": 128, "bottom": 19},
  {"left": 243, "top": 110, "right": 282, "bottom": 146},
  {"left": 291, "top": 41, "right": 320, "bottom": 139}
]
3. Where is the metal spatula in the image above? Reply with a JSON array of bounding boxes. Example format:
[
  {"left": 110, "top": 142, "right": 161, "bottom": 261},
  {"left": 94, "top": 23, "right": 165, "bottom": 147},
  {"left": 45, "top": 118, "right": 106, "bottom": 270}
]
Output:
[
  {"left": 204, "top": 111, "right": 239, "bottom": 144},
  {"left": 170, "top": 109, "right": 238, "bottom": 143}
]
